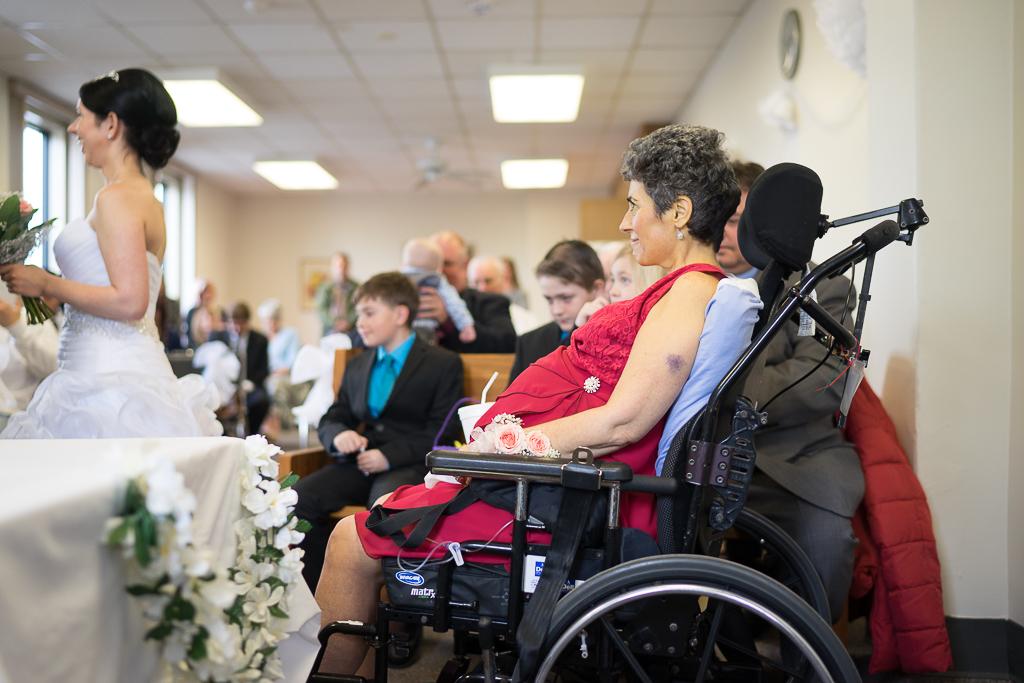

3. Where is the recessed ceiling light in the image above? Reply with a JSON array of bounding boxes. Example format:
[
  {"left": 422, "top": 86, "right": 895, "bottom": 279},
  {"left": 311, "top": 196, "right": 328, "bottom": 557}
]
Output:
[
  {"left": 162, "top": 70, "right": 262, "bottom": 127},
  {"left": 253, "top": 161, "right": 338, "bottom": 190},
  {"left": 500, "top": 159, "right": 569, "bottom": 189},
  {"left": 489, "top": 72, "right": 584, "bottom": 123}
]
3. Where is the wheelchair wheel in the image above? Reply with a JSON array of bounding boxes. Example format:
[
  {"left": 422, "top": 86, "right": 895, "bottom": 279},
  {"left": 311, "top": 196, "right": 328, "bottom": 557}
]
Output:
[
  {"left": 725, "top": 508, "right": 831, "bottom": 620},
  {"left": 536, "top": 555, "right": 858, "bottom": 683}
]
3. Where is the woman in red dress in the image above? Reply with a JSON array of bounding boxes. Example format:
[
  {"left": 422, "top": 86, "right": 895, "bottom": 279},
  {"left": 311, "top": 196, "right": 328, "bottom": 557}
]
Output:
[{"left": 315, "top": 124, "right": 743, "bottom": 674}]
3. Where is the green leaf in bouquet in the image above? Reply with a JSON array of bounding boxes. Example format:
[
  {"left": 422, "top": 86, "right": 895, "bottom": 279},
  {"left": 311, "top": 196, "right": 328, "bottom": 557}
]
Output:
[
  {"left": 145, "top": 622, "right": 173, "bottom": 641},
  {"left": 188, "top": 627, "right": 209, "bottom": 661},
  {"left": 0, "top": 195, "right": 20, "bottom": 228},
  {"left": 295, "top": 518, "right": 312, "bottom": 534},
  {"left": 268, "top": 604, "right": 289, "bottom": 620},
  {"left": 280, "top": 472, "right": 299, "bottom": 490}
]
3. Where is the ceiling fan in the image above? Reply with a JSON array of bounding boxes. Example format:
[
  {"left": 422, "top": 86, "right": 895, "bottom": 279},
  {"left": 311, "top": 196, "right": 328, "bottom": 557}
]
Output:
[{"left": 413, "top": 137, "right": 489, "bottom": 190}]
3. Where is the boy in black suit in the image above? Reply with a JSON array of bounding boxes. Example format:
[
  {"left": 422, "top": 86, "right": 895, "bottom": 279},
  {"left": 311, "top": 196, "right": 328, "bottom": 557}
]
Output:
[
  {"left": 294, "top": 272, "right": 464, "bottom": 590},
  {"left": 229, "top": 302, "right": 270, "bottom": 435}
]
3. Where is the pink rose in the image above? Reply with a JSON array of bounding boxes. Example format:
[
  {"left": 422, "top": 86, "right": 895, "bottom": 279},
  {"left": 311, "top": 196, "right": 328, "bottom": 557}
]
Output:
[
  {"left": 18, "top": 199, "right": 32, "bottom": 216},
  {"left": 525, "top": 431, "right": 552, "bottom": 456},
  {"left": 493, "top": 422, "right": 526, "bottom": 454}
]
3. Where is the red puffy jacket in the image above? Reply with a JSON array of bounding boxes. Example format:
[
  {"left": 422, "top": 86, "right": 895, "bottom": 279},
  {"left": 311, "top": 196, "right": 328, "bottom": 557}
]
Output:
[{"left": 844, "top": 381, "right": 952, "bottom": 674}]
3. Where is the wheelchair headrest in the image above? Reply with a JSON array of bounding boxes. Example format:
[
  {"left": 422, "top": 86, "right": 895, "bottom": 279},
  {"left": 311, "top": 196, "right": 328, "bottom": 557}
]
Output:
[{"left": 738, "top": 163, "right": 823, "bottom": 272}]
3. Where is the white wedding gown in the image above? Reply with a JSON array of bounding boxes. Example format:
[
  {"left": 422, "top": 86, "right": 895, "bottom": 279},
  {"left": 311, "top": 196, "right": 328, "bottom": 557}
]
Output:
[{"left": 1, "top": 218, "right": 222, "bottom": 438}]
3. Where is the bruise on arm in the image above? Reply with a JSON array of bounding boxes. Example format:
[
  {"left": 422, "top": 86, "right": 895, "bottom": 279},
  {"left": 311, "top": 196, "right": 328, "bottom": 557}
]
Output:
[{"left": 666, "top": 354, "right": 687, "bottom": 374}]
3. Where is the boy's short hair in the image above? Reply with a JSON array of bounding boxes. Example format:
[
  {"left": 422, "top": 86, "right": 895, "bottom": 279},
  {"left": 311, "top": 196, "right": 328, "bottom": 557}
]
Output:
[
  {"left": 354, "top": 272, "right": 420, "bottom": 326},
  {"left": 230, "top": 301, "right": 251, "bottom": 322}
]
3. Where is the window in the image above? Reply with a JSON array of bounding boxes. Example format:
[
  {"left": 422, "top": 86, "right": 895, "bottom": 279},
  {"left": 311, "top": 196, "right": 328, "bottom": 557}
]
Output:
[
  {"left": 21, "top": 111, "right": 70, "bottom": 272},
  {"left": 155, "top": 172, "right": 195, "bottom": 308}
]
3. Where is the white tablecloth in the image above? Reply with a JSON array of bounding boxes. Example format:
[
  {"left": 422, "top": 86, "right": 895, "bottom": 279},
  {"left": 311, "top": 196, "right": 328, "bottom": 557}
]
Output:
[{"left": 0, "top": 437, "right": 321, "bottom": 683}]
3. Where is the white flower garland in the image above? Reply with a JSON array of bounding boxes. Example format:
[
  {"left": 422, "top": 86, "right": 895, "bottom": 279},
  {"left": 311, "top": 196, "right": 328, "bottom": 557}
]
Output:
[{"left": 106, "top": 436, "right": 308, "bottom": 682}]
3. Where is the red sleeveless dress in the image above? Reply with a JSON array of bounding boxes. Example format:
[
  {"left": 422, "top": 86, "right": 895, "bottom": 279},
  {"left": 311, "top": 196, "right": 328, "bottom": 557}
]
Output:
[{"left": 355, "top": 263, "right": 725, "bottom": 560}]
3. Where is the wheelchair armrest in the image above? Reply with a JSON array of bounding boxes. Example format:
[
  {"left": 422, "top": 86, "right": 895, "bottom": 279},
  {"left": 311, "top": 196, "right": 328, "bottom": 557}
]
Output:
[
  {"left": 426, "top": 450, "right": 634, "bottom": 485},
  {"left": 622, "top": 475, "right": 679, "bottom": 496}
]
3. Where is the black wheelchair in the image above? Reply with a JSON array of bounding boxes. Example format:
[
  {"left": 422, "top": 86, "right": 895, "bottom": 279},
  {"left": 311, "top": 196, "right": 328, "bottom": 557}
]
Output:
[{"left": 307, "top": 164, "right": 928, "bottom": 683}]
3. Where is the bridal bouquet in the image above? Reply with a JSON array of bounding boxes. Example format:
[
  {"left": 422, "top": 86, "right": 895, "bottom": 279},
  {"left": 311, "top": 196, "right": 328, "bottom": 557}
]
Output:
[
  {"left": 467, "top": 413, "right": 561, "bottom": 458},
  {"left": 0, "top": 193, "right": 57, "bottom": 324}
]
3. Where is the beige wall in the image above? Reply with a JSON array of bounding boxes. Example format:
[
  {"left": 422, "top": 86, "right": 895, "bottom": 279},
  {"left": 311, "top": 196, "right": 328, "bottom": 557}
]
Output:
[
  {"left": 1009, "top": 0, "right": 1024, "bottom": 627},
  {"left": 212, "top": 190, "right": 583, "bottom": 342},
  {"left": 0, "top": 78, "right": 9, "bottom": 191},
  {"left": 680, "top": 0, "right": 1021, "bottom": 618},
  {"left": 192, "top": 179, "right": 238, "bottom": 309}
]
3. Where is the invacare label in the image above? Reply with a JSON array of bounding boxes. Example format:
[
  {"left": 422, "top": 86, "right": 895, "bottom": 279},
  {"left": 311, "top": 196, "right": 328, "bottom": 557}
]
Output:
[{"left": 522, "top": 554, "right": 584, "bottom": 594}]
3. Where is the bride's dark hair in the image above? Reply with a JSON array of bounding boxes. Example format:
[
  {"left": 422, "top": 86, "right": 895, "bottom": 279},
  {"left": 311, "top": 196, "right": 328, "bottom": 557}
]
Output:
[{"left": 79, "top": 68, "right": 180, "bottom": 169}]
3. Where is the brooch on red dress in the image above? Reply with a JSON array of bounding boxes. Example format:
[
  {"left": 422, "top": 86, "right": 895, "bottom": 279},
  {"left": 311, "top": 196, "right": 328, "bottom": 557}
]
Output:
[{"left": 583, "top": 376, "right": 601, "bottom": 394}]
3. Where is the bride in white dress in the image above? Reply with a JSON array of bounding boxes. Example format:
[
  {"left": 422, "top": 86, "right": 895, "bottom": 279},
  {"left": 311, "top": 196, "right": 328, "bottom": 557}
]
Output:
[{"left": 0, "top": 68, "right": 221, "bottom": 438}]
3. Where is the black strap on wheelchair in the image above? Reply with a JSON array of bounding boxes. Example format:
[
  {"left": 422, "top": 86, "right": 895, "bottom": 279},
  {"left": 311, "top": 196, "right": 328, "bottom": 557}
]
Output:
[
  {"left": 512, "top": 487, "right": 597, "bottom": 683},
  {"left": 364, "top": 488, "right": 478, "bottom": 549}
]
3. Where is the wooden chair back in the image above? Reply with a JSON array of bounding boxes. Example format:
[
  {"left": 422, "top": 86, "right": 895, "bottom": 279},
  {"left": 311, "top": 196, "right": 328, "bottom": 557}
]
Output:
[
  {"left": 332, "top": 348, "right": 513, "bottom": 401},
  {"left": 332, "top": 348, "right": 363, "bottom": 394},
  {"left": 460, "top": 353, "right": 514, "bottom": 401}
]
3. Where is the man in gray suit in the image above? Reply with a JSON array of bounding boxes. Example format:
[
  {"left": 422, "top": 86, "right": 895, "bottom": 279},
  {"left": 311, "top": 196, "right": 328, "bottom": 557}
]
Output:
[{"left": 720, "top": 161, "right": 863, "bottom": 622}]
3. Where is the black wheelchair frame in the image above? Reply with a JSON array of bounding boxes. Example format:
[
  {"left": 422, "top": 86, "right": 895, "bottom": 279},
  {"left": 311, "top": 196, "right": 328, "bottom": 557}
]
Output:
[{"left": 308, "top": 197, "right": 928, "bottom": 683}]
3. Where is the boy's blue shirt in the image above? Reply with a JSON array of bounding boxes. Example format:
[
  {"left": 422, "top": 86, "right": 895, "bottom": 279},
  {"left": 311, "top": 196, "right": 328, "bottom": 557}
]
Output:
[{"left": 367, "top": 333, "right": 416, "bottom": 418}]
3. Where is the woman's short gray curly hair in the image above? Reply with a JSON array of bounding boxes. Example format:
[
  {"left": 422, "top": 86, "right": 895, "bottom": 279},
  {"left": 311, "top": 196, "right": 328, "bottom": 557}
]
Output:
[{"left": 620, "top": 124, "right": 739, "bottom": 249}]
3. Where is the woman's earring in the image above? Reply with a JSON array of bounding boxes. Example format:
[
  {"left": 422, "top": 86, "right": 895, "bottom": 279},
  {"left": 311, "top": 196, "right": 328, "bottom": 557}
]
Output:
[
  {"left": 676, "top": 228, "right": 684, "bottom": 241},
  {"left": 107, "top": 133, "right": 113, "bottom": 140}
]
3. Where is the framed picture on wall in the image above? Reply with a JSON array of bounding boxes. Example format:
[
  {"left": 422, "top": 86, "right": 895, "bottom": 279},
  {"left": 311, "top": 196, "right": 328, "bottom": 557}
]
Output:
[{"left": 300, "top": 259, "right": 329, "bottom": 309}]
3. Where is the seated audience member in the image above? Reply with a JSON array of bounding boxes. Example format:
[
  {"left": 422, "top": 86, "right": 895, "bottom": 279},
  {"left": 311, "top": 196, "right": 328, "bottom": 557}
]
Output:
[
  {"left": 185, "top": 279, "right": 227, "bottom": 348},
  {"left": 316, "top": 251, "right": 360, "bottom": 337},
  {"left": 313, "top": 125, "right": 761, "bottom": 675},
  {"left": 500, "top": 256, "right": 528, "bottom": 308},
  {"left": 229, "top": 302, "right": 270, "bottom": 436},
  {"left": 293, "top": 272, "right": 463, "bottom": 590},
  {"left": 697, "top": 158, "right": 861, "bottom": 622},
  {"left": 0, "top": 292, "right": 60, "bottom": 427},
  {"left": 400, "top": 238, "right": 476, "bottom": 345},
  {"left": 468, "top": 255, "right": 541, "bottom": 334},
  {"left": 509, "top": 240, "right": 605, "bottom": 381},
  {"left": 595, "top": 240, "right": 626, "bottom": 283},
  {"left": 155, "top": 281, "right": 184, "bottom": 350},
  {"left": 421, "top": 231, "right": 516, "bottom": 353},
  {"left": 576, "top": 243, "right": 666, "bottom": 327},
  {"left": 257, "top": 298, "right": 307, "bottom": 438}
]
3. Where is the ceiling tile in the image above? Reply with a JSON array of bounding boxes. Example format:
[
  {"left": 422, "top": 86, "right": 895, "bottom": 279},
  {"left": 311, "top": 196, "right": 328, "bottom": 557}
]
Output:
[
  {"left": 618, "top": 72, "right": 698, "bottom": 99},
  {"left": 24, "top": 27, "right": 151, "bottom": 59},
  {"left": 257, "top": 53, "right": 353, "bottom": 80},
  {"left": 541, "top": 0, "right": 648, "bottom": 17},
  {"left": 279, "top": 78, "right": 368, "bottom": 101},
  {"left": 334, "top": 21, "right": 435, "bottom": 52},
  {"left": 444, "top": 50, "right": 533, "bottom": 78},
  {"left": 203, "top": 0, "right": 316, "bottom": 24},
  {"left": 428, "top": 0, "right": 533, "bottom": 18},
  {"left": 540, "top": 17, "right": 641, "bottom": 51},
  {"left": 370, "top": 78, "right": 451, "bottom": 101},
  {"left": 436, "top": 19, "right": 534, "bottom": 51},
  {"left": 124, "top": 24, "right": 239, "bottom": 56},
  {"left": 0, "top": 25, "right": 40, "bottom": 58},
  {"left": 313, "top": 0, "right": 426, "bottom": 21},
  {"left": 450, "top": 78, "right": 490, "bottom": 101},
  {"left": 640, "top": 14, "right": 736, "bottom": 49},
  {"left": 230, "top": 24, "right": 337, "bottom": 54},
  {"left": 0, "top": 57, "right": 102, "bottom": 100},
  {"left": 95, "top": 0, "right": 209, "bottom": 24},
  {"left": 650, "top": 0, "right": 750, "bottom": 15},
  {"left": 536, "top": 49, "right": 629, "bottom": 76},
  {"left": 350, "top": 51, "right": 443, "bottom": 79},
  {"left": 631, "top": 47, "right": 715, "bottom": 73},
  {"left": 152, "top": 54, "right": 267, "bottom": 81},
  {"left": 390, "top": 116, "right": 462, "bottom": 140},
  {"left": 610, "top": 98, "right": 682, "bottom": 125},
  {"left": 0, "top": 1, "right": 109, "bottom": 26}
]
